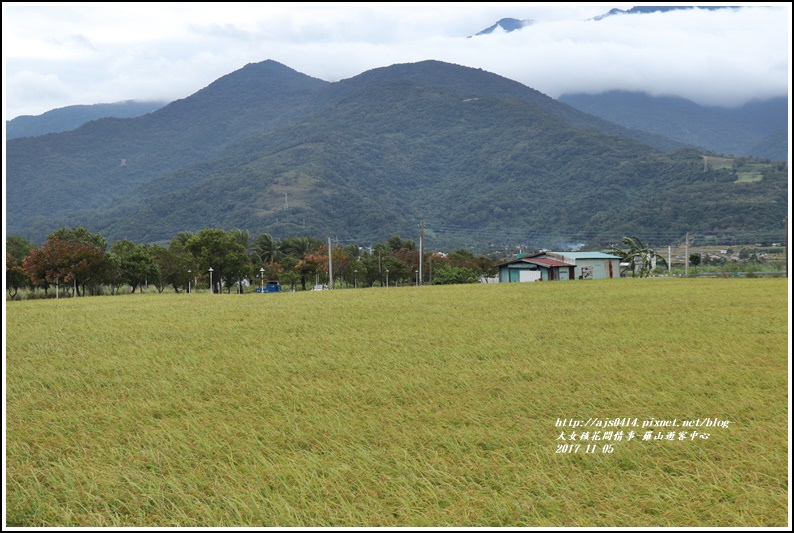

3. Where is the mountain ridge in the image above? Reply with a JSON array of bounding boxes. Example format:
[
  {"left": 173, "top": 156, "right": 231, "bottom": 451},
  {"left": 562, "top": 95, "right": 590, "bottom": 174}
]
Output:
[
  {"left": 592, "top": 5, "right": 740, "bottom": 21},
  {"left": 559, "top": 91, "right": 788, "bottom": 161},
  {"left": 470, "top": 17, "right": 533, "bottom": 37},
  {"left": 6, "top": 59, "right": 787, "bottom": 250},
  {"left": 6, "top": 100, "right": 167, "bottom": 139}
]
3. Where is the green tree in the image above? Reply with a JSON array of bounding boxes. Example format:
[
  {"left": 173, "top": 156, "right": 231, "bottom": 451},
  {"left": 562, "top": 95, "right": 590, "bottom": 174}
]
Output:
[
  {"left": 185, "top": 228, "right": 250, "bottom": 293},
  {"left": 49, "top": 226, "right": 107, "bottom": 250},
  {"left": 387, "top": 235, "right": 416, "bottom": 252},
  {"left": 279, "top": 270, "right": 300, "bottom": 292},
  {"left": 230, "top": 228, "right": 254, "bottom": 256},
  {"left": 431, "top": 264, "right": 480, "bottom": 285},
  {"left": 280, "top": 236, "right": 323, "bottom": 290},
  {"left": 110, "top": 240, "right": 160, "bottom": 293},
  {"left": 100, "top": 252, "right": 124, "bottom": 295},
  {"left": 254, "top": 233, "right": 282, "bottom": 264},
  {"left": 6, "top": 235, "right": 35, "bottom": 298},
  {"left": 277, "top": 256, "right": 300, "bottom": 291},
  {"left": 168, "top": 237, "right": 199, "bottom": 293},
  {"left": 382, "top": 256, "right": 410, "bottom": 286},
  {"left": 359, "top": 251, "right": 382, "bottom": 287},
  {"left": 387, "top": 235, "right": 403, "bottom": 252},
  {"left": 223, "top": 258, "right": 253, "bottom": 294},
  {"left": 445, "top": 248, "right": 495, "bottom": 282},
  {"left": 448, "top": 248, "right": 475, "bottom": 262},
  {"left": 149, "top": 244, "right": 193, "bottom": 293},
  {"left": 280, "top": 236, "right": 322, "bottom": 260},
  {"left": 349, "top": 260, "right": 367, "bottom": 288},
  {"left": 173, "top": 231, "right": 195, "bottom": 247}
]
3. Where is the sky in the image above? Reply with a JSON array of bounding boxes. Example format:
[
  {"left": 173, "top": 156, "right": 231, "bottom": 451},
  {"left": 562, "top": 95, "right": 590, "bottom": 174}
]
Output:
[{"left": 2, "top": 2, "right": 791, "bottom": 120}]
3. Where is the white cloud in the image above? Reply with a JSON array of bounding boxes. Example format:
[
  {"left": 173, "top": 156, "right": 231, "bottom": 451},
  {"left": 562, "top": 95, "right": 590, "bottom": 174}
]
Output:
[
  {"left": 6, "top": 70, "right": 73, "bottom": 115},
  {"left": 3, "top": 2, "right": 791, "bottom": 119}
]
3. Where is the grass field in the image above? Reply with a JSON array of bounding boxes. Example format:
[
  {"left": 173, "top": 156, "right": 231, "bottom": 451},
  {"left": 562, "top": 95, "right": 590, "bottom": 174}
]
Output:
[
  {"left": 735, "top": 172, "right": 764, "bottom": 183},
  {"left": 5, "top": 278, "right": 789, "bottom": 527}
]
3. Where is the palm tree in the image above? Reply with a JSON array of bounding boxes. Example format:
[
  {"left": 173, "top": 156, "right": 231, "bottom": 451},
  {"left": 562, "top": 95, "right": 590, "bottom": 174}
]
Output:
[
  {"left": 173, "top": 231, "right": 194, "bottom": 247},
  {"left": 344, "top": 243, "right": 361, "bottom": 260},
  {"left": 609, "top": 236, "right": 667, "bottom": 277},
  {"left": 254, "top": 233, "right": 282, "bottom": 264},
  {"left": 279, "top": 236, "right": 320, "bottom": 261},
  {"left": 230, "top": 228, "right": 253, "bottom": 256}
]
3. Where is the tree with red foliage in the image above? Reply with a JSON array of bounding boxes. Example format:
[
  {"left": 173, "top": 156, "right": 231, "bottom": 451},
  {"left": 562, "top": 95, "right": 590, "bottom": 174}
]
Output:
[{"left": 22, "top": 235, "right": 105, "bottom": 296}]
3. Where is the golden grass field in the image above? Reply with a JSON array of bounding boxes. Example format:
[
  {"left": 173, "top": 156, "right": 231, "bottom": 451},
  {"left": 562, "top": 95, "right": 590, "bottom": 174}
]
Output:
[{"left": 4, "top": 277, "right": 790, "bottom": 526}]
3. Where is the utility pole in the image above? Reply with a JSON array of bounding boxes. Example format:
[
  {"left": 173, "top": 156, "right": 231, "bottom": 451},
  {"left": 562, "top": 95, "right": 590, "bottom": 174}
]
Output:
[
  {"left": 685, "top": 233, "right": 689, "bottom": 277},
  {"left": 668, "top": 245, "right": 671, "bottom": 276},
  {"left": 328, "top": 236, "right": 333, "bottom": 289},
  {"left": 419, "top": 221, "right": 424, "bottom": 286}
]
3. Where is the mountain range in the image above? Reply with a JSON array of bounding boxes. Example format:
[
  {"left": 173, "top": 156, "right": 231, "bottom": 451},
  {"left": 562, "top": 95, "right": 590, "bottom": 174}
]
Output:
[
  {"left": 6, "top": 100, "right": 167, "bottom": 140},
  {"left": 559, "top": 91, "right": 788, "bottom": 162},
  {"left": 5, "top": 59, "right": 788, "bottom": 251},
  {"left": 10, "top": 89, "right": 786, "bottom": 163},
  {"left": 592, "top": 5, "right": 741, "bottom": 20}
]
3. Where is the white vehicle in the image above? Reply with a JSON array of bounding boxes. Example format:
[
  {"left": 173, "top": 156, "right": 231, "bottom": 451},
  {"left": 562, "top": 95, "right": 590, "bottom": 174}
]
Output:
[{"left": 311, "top": 284, "right": 329, "bottom": 291}]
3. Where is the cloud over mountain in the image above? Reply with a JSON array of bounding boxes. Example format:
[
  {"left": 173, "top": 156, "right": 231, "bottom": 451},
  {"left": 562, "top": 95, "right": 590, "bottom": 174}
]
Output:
[{"left": 4, "top": 4, "right": 789, "bottom": 119}]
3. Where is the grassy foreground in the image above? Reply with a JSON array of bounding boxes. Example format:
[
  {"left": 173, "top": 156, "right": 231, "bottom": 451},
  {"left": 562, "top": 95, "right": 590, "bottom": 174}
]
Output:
[{"left": 5, "top": 278, "right": 789, "bottom": 527}]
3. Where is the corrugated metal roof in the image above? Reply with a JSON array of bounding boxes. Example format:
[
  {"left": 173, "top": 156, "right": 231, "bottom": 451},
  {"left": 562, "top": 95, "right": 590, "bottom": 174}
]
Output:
[
  {"left": 502, "top": 257, "right": 573, "bottom": 267},
  {"left": 497, "top": 252, "right": 619, "bottom": 268},
  {"left": 546, "top": 251, "right": 621, "bottom": 260},
  {"left": 523, "top": 257, "right": 573, "bottom": 267}
]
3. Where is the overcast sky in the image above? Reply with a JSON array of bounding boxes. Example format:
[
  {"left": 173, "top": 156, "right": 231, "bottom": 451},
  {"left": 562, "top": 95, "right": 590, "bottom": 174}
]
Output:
[{"left": 2, "top": 2, "right": 791, "bottom": 120}]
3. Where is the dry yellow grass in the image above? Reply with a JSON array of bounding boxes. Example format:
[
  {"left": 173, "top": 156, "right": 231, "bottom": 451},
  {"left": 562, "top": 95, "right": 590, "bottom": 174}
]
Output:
[{"left": 5, "top": 278, "right": 789, "bottom": 526}]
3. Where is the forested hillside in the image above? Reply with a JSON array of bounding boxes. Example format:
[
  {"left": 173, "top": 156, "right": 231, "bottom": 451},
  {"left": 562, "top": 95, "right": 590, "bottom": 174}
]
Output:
[
  {"left": 6, "top": 60, "right": 787, "bottom": 250},
  {"left": 559, "top": 91, "right": 788, "bottom": 162},
  {"left": 6, "top": 100, "right": 167, "bottom": 139}
]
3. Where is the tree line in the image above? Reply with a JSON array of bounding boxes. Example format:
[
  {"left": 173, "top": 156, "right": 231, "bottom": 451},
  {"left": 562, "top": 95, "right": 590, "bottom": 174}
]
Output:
[{"left": 6, "top": 227, "right": 498, "bottom": 299}]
